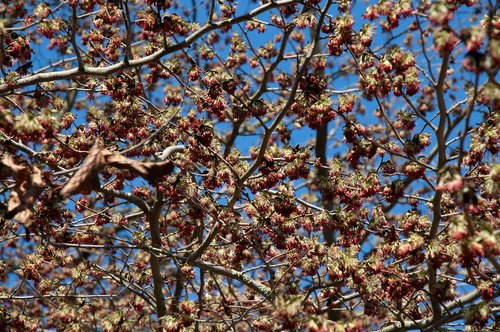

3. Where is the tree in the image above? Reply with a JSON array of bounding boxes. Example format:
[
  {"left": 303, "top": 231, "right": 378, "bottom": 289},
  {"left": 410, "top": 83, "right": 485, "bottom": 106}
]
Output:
[{"left": 0, "top": 0, "right": 498, "bottom": 330}]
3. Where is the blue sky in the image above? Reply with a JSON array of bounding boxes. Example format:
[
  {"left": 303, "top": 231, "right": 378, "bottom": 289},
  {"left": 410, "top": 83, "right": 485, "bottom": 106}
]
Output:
[{"left": 2, "top": 0, "right": 496, "bottom": 329}]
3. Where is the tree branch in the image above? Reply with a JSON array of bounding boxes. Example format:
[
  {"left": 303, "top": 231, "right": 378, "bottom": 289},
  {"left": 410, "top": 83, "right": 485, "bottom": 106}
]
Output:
[
  {"left": 188, "top": 0, "right": 334, "bottom": 263},
  {"left": 428, "top": 50, "right": 451, "bottom": 321},
  {"left": 0, "top": 0, "right": 300, "bottom": 95},
  {"left": 147, "top": 196, "right": 167, "bottom": 318}
]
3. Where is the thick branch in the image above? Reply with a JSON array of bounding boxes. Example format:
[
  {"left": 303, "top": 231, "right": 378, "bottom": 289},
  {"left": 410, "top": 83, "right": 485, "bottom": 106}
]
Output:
[
  {"left": 0, "top": 0, "right": 300, "bottom": 95},
  {"left": 428, "top": 50, "right": 451, "bottom": 320},
  {"left": 147, "top": 197, "right": 167, "bottom": 318}
]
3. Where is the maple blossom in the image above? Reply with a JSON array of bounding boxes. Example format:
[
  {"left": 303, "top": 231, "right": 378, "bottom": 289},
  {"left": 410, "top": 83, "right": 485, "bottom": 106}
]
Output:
[{"left": 0, "top": 0, "right": 498, "bottom": 331}]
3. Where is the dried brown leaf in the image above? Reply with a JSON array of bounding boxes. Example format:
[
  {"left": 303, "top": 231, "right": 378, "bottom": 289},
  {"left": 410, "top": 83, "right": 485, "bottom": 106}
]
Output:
[
  {"left": 1, "top": 156, "right": 45, "bottom": 225},
  {"left": 60, "top": 143, "right": 175, "bottom": 197},
  {"left": 25, "top": 166, "right": 45, "bottom": 206},
  {"left": 60, "top": 142, "right": 109, "bottom": 197},
  {"left": 1, "top": 154, "right": 29, "bottom": 179},
  {"left": 106, "top": 154, "right": 174, "bottom": 182}
]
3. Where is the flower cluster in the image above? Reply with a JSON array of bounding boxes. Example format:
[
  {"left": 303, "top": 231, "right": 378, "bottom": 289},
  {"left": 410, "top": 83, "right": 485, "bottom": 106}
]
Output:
[
  {"left": 0, "top": 0, "right": 497, "bottom": 331},
  {"left": 2, "top": 33, "right": 31, "bottom": 67},
  {"left": 360, "top": 47, "right": 420, "bottom": 98}
]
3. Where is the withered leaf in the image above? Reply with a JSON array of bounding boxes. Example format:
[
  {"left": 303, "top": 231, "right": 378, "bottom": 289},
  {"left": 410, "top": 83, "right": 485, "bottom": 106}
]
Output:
[
  {"left": 106, "top": 154, "right": 174, "bottom": 182},
  {"left": 1, "top": 154, "right": 29, "bottom": 178},
  {"left": 60, "top": 142, "right": 109, "bottom": 197},
  {"left": 1, "top": 155, "right": 46, "bottom": 226},
  {"left": 60, "top": 142, "right": 175, "bottom": 197}
]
